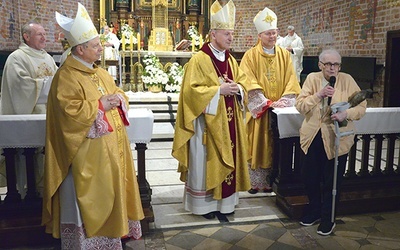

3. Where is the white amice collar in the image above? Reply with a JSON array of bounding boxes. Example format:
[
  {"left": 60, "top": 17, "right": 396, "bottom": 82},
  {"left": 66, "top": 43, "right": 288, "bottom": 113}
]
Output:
[
  {"left": 209, "top": 43, "right": 226, "bottom": 61},
  {"left": 262, "top": 46, "right": 275, "bottom": 55},
  {"left": 72, "top": 54, "right": 94, "bottom": 69}
]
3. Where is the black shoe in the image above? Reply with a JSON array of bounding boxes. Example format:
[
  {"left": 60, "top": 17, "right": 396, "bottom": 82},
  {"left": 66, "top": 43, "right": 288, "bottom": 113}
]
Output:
[
  {"left": 300, "top": 215, "right": 321, "bottom": 226},
  {"left": 221, "top": 211, "right": 235, "bottom": 216},
  {"left": 248, "top": 188, "right": 259, "bottom": 194},
  {"left": 263, "top": 187, "right": 273, "bottom": 193},
  {"left": 317, "top": 221, "right": 336, "bottom": 236},
  {"left": 202, "top": 212, "right": 215, "bottom": 220}
]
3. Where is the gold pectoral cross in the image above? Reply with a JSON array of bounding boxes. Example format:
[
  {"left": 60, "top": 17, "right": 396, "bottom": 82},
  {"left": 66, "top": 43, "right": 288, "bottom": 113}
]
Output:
[
  {"left": 98, "top": 86, "right": 105, "bottom": 95},
  {"left": 218, "top": 74, "right": 229, "bottom": 85}
]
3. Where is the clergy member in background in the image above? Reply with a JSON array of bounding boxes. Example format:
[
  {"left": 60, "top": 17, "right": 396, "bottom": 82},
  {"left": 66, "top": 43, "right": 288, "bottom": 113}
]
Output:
[
  {"left": 172, "top": 0, "right": 251, "bottom": 220},
  {"left": 102, "top": 25, "right": 120, "bottom": 81},
  {"left": 280, "top": 25, "right": 304, "bottom": 82},
  {"left": 42, "top": 3, "right": 144, "bottom": 248},
  {"left": 240, "top": 7, "right": 301, "bottom": 195},
  {"left": 0, "top": 21, "right": 58, "bottom": 197}
]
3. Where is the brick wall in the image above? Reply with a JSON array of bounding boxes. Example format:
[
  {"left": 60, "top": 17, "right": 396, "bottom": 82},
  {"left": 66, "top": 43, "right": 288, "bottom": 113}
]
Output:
[{"left": 0, "top": 0, "right": 98, "bottom": 52}]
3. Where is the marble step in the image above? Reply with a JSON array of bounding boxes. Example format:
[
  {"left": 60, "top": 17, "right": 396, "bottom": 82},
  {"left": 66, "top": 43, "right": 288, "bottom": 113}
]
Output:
[{"left": 130, "top": 103, "right": 178, "bottom": 112}]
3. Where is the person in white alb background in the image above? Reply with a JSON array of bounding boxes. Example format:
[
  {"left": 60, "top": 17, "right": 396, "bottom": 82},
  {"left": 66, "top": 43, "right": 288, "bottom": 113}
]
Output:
[
  {"left": 0, "top": 21, "right": 58, "bottom": 198},
  {"left": 101, "top": 25, "right": 120, "bottom": 82},
  {"left": 280, "top": 25, "right": 304, "bottom": 83}
]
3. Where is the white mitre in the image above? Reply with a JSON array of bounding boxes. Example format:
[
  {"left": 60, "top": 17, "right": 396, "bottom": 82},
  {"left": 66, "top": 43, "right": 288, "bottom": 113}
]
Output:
[
  {"left": 56, "top": 2, "right": 98, "bottom": 47},
  {"left": 210, "top": 0, "right": 235, "bottom": 30},
  {"left": 253, "top": 7, "right": 278, "bottom": 34}
]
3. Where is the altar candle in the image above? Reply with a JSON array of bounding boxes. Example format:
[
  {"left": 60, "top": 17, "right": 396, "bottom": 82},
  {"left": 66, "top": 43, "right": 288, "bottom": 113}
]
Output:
[
  {"left": 199, "top": 35, "right": 203, "bottom": 48},
  {"left": 192, "top": 37, "right": 195, "bottom": 52},
  {"left": 137, "top": 33, "right": 141, "bottom": 51},
  {"left": 129, "top": 34, "right": 133, "bottom": 51},
  {"left": 122, "top": 35, "right": 126, "bottom": 51}
]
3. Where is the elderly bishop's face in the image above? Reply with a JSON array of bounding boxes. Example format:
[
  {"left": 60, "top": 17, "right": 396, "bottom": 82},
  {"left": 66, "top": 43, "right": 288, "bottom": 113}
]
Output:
[
  {"left": 211, "top": 29, "right": 234, "bottom": 51},
  {"left": 80, "top": 36, "right": 103, "bottom": 64}
]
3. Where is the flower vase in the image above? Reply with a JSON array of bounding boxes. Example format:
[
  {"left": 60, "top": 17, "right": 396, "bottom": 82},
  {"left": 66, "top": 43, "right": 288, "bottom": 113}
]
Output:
[{"left": 148, "top": 84, "right": 163, "bottom": 93}]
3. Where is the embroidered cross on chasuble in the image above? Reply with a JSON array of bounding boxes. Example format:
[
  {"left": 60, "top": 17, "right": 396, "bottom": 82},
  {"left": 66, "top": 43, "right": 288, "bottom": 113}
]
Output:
[{"left": 201, "top": 44, "right": 237, "bottom": 198}]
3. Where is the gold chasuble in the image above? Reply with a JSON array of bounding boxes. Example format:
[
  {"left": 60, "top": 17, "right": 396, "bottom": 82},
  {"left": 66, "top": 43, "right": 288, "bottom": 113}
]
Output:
[
  {"left": 172, "top": 44, "right": 250, "bottom": 200},
  {"left": 42, "top": 56, "right": 144, "bottom": 238},
  {"left": 240, "top": 43, "right": 301, "bottom": 169}
]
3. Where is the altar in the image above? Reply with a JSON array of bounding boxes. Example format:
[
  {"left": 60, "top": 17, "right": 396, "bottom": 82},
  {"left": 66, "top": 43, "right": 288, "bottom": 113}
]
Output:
[
  {"left": 271, "top": 107, "right": 400, "bottom": 139},
  {"left": 0, "top": 108, "right": 155, "bottom": 232},
  {"left": 268, "top": 107, "right": 400, "bottom": 218}
]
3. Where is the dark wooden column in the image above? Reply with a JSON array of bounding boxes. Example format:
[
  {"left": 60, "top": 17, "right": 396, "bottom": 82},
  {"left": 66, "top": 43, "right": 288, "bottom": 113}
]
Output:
[
  {"left": 135, "top": 142, "right": 153, "bottom": 233},
  {"left": 2, "top": 148, "right": 21, "bottom": 202},
  {"left": 23, "top": 148, "right": 39, "bottom": 201}
]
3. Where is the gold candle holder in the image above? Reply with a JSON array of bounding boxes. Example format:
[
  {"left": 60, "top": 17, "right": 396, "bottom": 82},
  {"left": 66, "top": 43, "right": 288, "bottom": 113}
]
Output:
[
  {"left": 120, "top": 51, "right": 127, "bottom": 91},
  {"left": 129, "top": 50, "right": 135, "bottom": 92},
  {"left": 133, "top": 51, "right": 144, "bottom": 92}
]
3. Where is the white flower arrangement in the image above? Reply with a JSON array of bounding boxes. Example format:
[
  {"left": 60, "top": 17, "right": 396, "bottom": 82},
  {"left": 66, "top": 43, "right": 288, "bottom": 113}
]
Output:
[
  {"left": 187, "top": 26, "right": 201, "bottom": 47},
  {"left": 121, "top": 24, "right": 137, "bottom": 44},
  {"left": 141, "top": 52, "right": 169, "bottom": 89},
  {"left": 165, "top": 62, "right": 184, "bottom": 93}
]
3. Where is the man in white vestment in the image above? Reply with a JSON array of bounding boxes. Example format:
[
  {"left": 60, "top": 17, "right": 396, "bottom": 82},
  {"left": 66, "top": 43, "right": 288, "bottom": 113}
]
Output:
[
  {"left": 280, "top": 25, "right": 304, "bottom": 82},
  {"left": 0, "top": 21, "right": 58, "bottom": 197},
  {"left": 102, "top": 25, "right": 120, "bottom": 81}
]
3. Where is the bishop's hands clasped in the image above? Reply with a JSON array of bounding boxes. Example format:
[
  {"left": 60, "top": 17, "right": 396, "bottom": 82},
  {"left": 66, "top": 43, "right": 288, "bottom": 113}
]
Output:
[
  {"left": 100, "top": 94, "right": 120, "bottom": 111},
  {"left": 220, "top": 77, "right": 240, "bottom": 96}
]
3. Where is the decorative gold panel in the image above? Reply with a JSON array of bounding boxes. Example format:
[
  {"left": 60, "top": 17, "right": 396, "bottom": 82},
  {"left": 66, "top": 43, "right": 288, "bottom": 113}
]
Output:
[{"left": 136, "top": 0, "right": 180, "bottom": 11}]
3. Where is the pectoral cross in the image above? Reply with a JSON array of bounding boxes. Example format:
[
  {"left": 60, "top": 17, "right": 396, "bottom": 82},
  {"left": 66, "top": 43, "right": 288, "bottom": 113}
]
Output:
[
  {"left": 218, "top": 74, "right": 229, "bottom": 85},
  {"left": 98, "top": 86, "right": 105, "bottom": 95}
]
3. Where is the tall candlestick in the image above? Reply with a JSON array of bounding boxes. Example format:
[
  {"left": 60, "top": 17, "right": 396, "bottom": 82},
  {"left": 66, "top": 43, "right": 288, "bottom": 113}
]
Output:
[
  {"left": 129, "top": 34, "right": 133, "bottom": 51},
  {"left": 137, "top": 33, "right": 141, "bottom": 51},
  {"left": 122, "top": 36, "right": 126, "bottom": 51},
  {"left": 192, "top": 37, "right": 195, "bottom": 52},
  {"left": 199, "top": 35, "right": 203, "bottom": 48}
]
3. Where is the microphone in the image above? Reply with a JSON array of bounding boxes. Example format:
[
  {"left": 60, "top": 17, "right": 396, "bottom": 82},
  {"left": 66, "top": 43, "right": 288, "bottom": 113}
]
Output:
[{"left": 328, "top": 76, "right": 336, "bottom": 105}]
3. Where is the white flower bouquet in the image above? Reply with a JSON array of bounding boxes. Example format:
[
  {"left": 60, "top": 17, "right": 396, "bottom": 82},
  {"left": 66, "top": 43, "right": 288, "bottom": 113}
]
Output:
[
  {"left": 120, "top": 24, "right": 137, "bottom": 44},
  {"left": 141, "top": 52, "right": 169, "bottom": 90},
  {"left": 165, "top": 62, "right": 184, "bottom": 93},
  {"left": 187, "top": 26, "right": 201, "bottom": 48}
]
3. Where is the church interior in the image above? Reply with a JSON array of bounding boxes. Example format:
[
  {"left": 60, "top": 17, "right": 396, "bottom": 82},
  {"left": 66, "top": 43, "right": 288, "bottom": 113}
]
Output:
[{"left": 0, "top": 0, "right": 400, "bottom": 249}]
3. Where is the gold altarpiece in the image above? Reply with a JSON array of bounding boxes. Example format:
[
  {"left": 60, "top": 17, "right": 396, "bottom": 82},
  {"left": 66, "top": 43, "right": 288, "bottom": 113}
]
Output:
[
  {"left": 97, "top": 0, "right": 217, "bottom": 93},
  {"left": 99, "top": 0, "right": 215, "bottom": 50},
  {"left": 148, "top": 0, "right": 173, "bottom": 51}
]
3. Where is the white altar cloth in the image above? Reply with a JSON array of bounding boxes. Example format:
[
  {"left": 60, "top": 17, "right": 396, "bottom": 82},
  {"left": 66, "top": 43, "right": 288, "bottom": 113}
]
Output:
[
  {"left": 0, "top": 108, "right": 154, "bottom": 148},
  {"left": 272, "top": 107, "right": 400, "bottom": 139}
]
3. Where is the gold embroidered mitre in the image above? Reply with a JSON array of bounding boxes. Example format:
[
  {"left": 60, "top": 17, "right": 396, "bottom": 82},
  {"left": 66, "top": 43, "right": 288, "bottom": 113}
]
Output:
[
  {"left": 55, "top": 2, "right": 98, "bottom": 47},
  {"left": 253, "top": 7, "right": 278, "bottom": 34},
  {"left": 210, "top": 0, "right": 235, "bottom": 30}
]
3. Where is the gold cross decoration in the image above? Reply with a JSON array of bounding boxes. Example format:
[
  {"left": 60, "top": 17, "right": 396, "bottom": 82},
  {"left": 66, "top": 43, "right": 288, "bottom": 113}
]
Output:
[
  {"left": 263, "top": 13, "right": 275, "bottom": 24},
  {"left": 225, "top": 173, "right": 234, "bottom": 186},
  {"left": 227, "top": 107, "right": 233, "bottom": 122}
]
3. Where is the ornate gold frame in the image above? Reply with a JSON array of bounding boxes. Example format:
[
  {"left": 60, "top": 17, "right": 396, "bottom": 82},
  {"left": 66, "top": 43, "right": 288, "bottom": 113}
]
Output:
[{"left": 136, "top": 0, "right": 180, "bottom": 11}]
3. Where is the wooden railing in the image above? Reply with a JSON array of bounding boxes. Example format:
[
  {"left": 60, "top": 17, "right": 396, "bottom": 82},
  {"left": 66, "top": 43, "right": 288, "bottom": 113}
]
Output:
[{"left": 269, "top": 108, "right": 400, "bottom": 219}]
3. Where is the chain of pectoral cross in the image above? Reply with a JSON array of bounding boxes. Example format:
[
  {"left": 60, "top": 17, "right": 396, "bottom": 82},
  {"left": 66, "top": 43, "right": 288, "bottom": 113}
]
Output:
[
  {"left": 210, "top": 57, "right": 229, "bottom": 83},
  {"left": 90, "top": 73, "right": 106, "bottom": 95}
]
